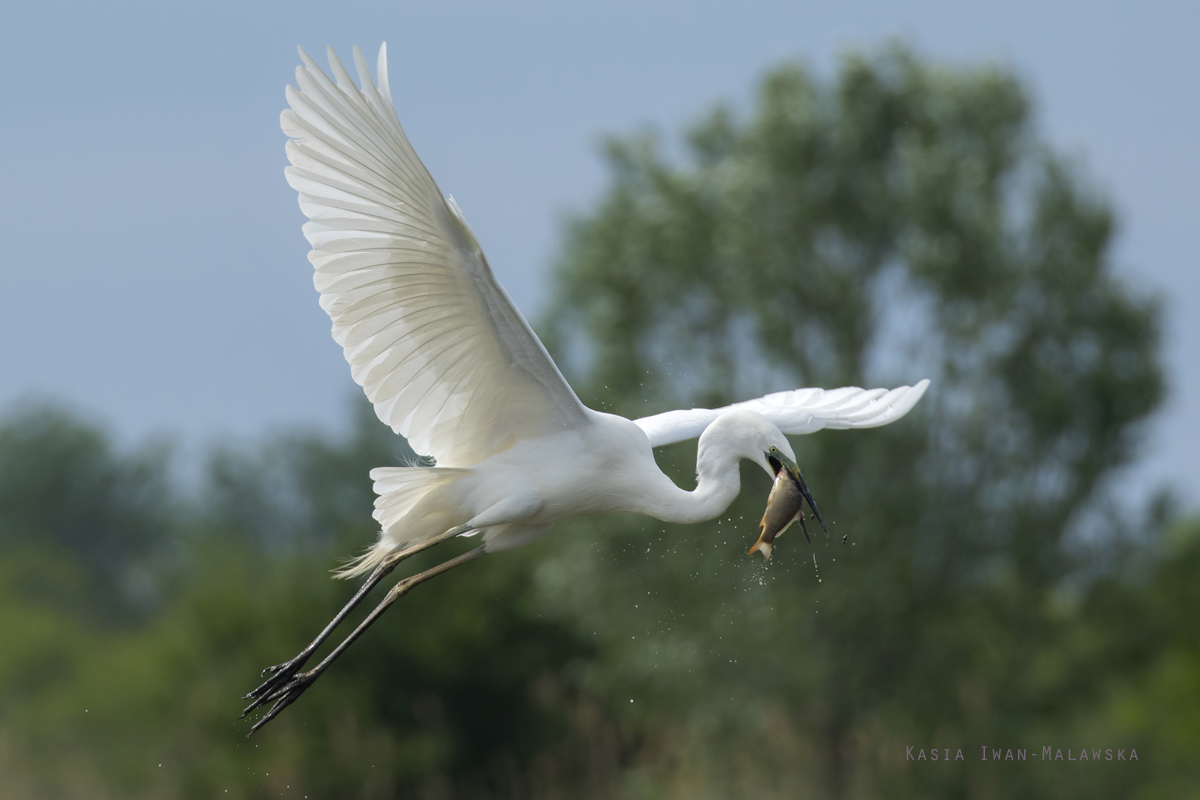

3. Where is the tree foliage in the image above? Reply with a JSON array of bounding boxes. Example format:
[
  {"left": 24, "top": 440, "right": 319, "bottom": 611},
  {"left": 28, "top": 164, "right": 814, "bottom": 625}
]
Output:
[{"left": 537, "top": 47, "right": 1168, "bottom": 797}]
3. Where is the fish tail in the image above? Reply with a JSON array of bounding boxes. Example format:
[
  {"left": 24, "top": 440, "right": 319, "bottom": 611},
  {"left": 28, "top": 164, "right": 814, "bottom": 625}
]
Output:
[{"left": 747, "top": 536, "right": 773, "bottom": 561}]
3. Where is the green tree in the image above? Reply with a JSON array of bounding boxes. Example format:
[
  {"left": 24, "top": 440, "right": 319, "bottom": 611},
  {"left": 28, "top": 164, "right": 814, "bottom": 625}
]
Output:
[
  {"left": 538, "top": 46, "right": 1164, "bottom": 798},
  {"left": 1058, "top": 514, "right": 1200, "bottom": 800},
  {"left": 0, "top": 402, "right": 173, "bottom": 623},
  {"left": 0, "top": 402, "right": 609, "bottom": 800}
]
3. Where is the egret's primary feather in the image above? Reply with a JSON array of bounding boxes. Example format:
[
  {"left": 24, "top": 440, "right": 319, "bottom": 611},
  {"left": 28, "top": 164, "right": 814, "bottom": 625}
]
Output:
[
  {"left": 283, "top": 44, "right": 590, "bottom": 468},
  {"left": 633, "top": 379, "right": 930, "bottom": 448}
]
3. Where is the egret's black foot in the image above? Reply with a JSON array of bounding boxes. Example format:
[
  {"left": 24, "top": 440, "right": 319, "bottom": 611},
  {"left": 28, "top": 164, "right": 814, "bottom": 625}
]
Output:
[
  {"left": 246, "top": 670, "right": 318, "bottom": 736},
  {"left": 242, "top": 654, "right": 310, "bottom": 717},
  {"left": 261, "top": 659, "right": 291, "bottom": 678},
  {"left": 239, "top": 543, "right": 487, "bottom": 736}
]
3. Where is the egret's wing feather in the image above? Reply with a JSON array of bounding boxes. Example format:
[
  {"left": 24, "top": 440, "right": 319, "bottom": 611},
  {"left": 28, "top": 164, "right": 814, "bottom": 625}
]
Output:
[
  {"left": 283, "top": 44, "right": 589, "bottom": 466},
  {"left": 635, "top": 379, "right": 930, "bottom": 448}
]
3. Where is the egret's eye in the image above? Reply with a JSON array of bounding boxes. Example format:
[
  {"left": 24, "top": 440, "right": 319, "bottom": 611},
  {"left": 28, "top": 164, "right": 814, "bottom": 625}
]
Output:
[{"left": 769, "top": 446, "right": 778, "bottom": 453}]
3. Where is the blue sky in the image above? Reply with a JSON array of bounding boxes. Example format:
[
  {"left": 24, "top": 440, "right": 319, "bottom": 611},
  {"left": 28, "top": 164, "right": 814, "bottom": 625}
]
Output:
[{"left": 1, "top": 0, "right": 1196, "bottom": 508}]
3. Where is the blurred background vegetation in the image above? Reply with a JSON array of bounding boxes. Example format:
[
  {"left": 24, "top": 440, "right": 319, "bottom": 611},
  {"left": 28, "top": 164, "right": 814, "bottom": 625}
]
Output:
[{"left": 1, "top": 48, "right": 1196, "bottom": 799}]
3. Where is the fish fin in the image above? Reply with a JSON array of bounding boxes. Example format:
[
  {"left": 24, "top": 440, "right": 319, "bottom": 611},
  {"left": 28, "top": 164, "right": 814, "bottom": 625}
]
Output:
[{"left": 775, "top": 518, "right": 795, "bottom": 540}]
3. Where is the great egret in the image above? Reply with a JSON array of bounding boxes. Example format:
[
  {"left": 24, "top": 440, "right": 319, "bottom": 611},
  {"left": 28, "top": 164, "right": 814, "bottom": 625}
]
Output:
[{"left": 242, "top": 43, "right": 929, "bottom": 734}]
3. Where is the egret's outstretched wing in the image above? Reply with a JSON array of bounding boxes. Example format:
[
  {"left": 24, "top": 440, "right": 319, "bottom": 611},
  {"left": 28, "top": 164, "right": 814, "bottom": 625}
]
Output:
[
  {"left": 635, "top": 379, "right": 930, "bottom": 448},
  {"left": 282, "top": 45, "right": 590, "bottom": 466}
]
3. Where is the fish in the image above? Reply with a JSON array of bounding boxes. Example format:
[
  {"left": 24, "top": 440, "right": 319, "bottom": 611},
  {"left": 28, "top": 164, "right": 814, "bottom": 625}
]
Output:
[{"left": 747, "top": 457, "right": 828, "bottom": 562}]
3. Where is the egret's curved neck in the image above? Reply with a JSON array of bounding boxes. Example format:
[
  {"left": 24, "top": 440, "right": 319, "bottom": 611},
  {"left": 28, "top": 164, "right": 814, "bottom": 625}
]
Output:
[{"left": 649, "top": 439, "right": 744, "bottom": 525}]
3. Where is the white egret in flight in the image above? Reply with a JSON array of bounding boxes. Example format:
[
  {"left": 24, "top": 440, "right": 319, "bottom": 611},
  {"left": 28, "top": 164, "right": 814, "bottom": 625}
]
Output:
[{"left": 243, "top": 44, "right": 929, "bottom": 734}]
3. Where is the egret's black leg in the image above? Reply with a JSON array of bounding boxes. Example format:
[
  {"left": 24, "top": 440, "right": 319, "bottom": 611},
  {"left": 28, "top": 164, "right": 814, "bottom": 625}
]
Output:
[
  {"left": 242, "top": 524, "right": 474, "bottom": 715},
  {"left": 246, "top": 544, "right": 487, "bottom": 736}
]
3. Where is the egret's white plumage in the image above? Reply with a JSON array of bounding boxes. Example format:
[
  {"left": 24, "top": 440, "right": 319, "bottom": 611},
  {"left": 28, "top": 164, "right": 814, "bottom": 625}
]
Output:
[{"left": 245, "top": 43, "right": 929, "bottom": 733}]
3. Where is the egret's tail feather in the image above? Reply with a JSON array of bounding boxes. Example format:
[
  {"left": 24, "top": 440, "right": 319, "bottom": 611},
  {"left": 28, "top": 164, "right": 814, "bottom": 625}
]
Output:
[
  {"left": 369, "top": 466, "right": 473, "bottom": 528},
  {"left": 336, "top": 466, "right": 472, "bottom": 579},
  {"left": 335, "top": 543, "right": 394, "bottom": 580}
]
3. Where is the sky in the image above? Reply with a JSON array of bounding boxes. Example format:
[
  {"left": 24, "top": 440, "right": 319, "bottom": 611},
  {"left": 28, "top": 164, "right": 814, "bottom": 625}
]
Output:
[{"left": 1, "top": 0, "right": 1196, "bottom": 508}]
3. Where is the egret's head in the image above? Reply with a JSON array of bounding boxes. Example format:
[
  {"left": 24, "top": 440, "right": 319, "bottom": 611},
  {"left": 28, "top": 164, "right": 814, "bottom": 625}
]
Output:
[
  {"left": 764, "top": 444, "right": 799, "bottom": 478},
  {"left": 701, "top": 409, "right": 796, "bottom": 479},
  {"left": 699, "top": 408, "right": 828, "bottom": 542}
]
